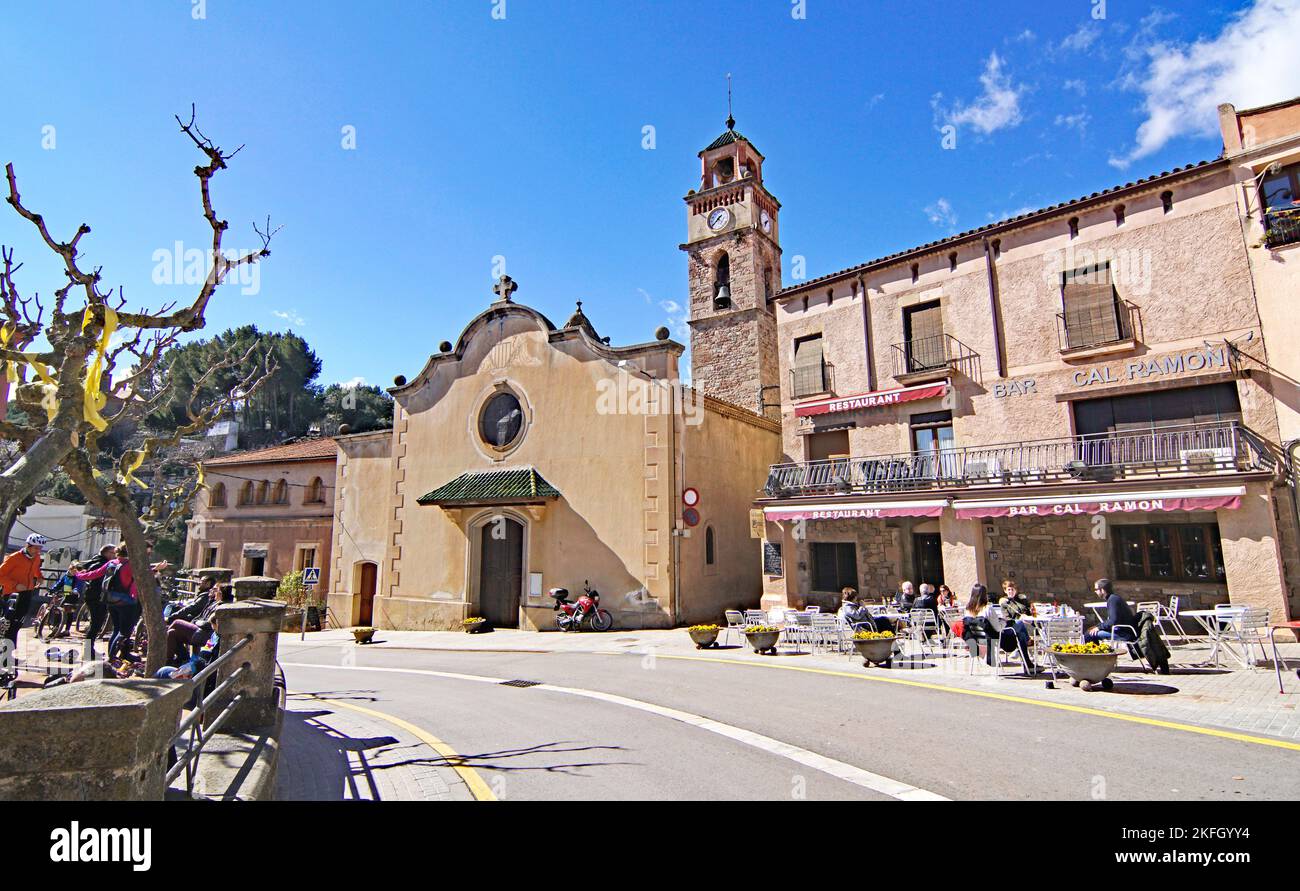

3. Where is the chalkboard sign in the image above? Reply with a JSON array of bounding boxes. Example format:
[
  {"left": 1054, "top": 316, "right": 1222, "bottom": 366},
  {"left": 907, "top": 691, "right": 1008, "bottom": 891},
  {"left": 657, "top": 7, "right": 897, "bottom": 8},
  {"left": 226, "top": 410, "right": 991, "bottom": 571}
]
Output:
[{"left": 762, "top": 541, "right": 783, "bottom": 577}]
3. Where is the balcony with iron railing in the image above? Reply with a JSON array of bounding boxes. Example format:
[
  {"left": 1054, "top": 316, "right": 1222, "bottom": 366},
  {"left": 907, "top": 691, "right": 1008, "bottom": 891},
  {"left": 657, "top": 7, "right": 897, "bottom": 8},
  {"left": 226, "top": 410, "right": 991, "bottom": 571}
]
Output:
[
  {"left": 1264, "top": 207, "right": 1300, "bottom": 249},
  {"left": 790, "top": 359, "right": 835, "bottom": 399},
  {"left": 763, "top": 420, "right": 1274, "bottom": 499},
  {"left": 1057, "top": 299, "right": 1139, "bottom": 354},
  {"left": 891, "top": 333, "right": 979, "bottom": 384}
]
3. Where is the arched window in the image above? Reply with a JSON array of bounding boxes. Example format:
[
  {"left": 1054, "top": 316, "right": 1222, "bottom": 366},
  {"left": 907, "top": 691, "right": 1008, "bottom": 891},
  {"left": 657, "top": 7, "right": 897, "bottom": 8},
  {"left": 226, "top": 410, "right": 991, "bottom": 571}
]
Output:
[
  {"left": 763, "top": 266, "right": 773, "bottom": 303},
  {"left": 273, "top": 480, "right": 289, "bottom": 504},
  {"left": 705, "top": 526, "right": 716, "bottom": 566},
  {"left": 238, "top": 481, "right": 254, "bottom": 506},
  {"left": 256, "top": 480, "right": 269, "bottom": 505},
  {"left": 713, "top": 253, "right": 731, "bottom": 308},
  {"left": 305, "top": 477, "right": 324, "bottom": 504},
  {"left": 209, "top": 482, "right": 226, "bottom": 508}
]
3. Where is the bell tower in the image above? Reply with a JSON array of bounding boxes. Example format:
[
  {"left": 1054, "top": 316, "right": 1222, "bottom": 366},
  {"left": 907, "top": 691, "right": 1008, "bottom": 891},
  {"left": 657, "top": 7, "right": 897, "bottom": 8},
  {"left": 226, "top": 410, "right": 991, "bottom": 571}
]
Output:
[{"left": 681, "top": 113, "right": 781, "bottom": 418}]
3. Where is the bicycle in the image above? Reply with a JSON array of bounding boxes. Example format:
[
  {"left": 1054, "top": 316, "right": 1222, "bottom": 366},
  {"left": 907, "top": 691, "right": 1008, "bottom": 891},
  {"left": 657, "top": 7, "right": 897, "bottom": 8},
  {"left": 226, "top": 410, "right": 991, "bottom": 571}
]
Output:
[{"left": 35, "top": 588, "right": 80, "bottom": 642}]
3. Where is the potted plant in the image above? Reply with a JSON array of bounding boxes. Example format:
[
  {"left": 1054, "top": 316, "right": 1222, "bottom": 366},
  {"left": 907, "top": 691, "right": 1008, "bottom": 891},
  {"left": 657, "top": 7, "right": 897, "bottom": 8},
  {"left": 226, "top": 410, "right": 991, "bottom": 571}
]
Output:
[
  {"left": 852, "top": 629, "right": 896, "bottom": 668},
  {"left": 743, "top": 624, "right": 782, "bottom": 655},
  {"left": 1050, "top": 642, "right": 1120, "bottom": 691},
  {"left": 352, "top": 627, "right": 376, "bottom": 644},
  {"left": 462, "top": 617, "right": 489, "bottom": 634},
  {"left": 687, "top": 624, "right": 721, "bottom": 648}
]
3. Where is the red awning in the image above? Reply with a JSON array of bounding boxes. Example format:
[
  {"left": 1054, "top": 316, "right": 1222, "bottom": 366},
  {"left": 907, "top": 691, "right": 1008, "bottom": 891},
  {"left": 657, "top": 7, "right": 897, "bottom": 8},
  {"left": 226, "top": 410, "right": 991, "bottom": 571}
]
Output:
[
  {"left": 764, "top": 500, "right": 948, "bottom": 521},
  {"left": 794, "top": 383, "right": 948, "bottom": 418},
  {"left": 952, "top": 486, "right": 1245, "bottom": 519}
]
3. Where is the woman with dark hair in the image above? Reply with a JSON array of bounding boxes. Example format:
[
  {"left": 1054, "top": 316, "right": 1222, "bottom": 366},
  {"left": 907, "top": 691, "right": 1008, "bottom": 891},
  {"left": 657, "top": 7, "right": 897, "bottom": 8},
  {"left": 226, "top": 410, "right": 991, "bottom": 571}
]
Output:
[
  {"left": 965, "top": 582, "right": 1037, "bottom": 673},
  {"left": 1086, "top": 578, "right": 1138, "bottom": 644}
]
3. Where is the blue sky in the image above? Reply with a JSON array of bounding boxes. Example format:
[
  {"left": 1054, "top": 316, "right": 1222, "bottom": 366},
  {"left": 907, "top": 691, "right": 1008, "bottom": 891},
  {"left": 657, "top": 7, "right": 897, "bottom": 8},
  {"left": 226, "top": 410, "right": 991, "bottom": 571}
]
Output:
[{"left": 3, "top": 0, "right": 1298, "bottom": 389}]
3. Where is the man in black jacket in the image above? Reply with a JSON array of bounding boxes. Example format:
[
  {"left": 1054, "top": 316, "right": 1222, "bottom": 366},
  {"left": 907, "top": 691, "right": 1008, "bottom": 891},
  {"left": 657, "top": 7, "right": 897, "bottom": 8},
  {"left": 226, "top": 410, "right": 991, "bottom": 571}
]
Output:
[
  {"left": 80, "top": 544, "right": 117, "bottom": 660},
  {"left": 1086, "top": 578, "right": 1138, "bottom": 644}
]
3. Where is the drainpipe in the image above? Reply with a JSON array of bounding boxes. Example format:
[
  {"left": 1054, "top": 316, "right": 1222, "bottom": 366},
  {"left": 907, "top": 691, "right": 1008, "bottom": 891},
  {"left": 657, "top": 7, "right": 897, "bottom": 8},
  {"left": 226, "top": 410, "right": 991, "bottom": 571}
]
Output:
[
  {"left": 981, "top": 237, "right": 1007, "bottom": 379},
  {"left": 1287, "top": 439, "right": 1300, "bottom": 616},
  {"left": 857, "top": 273, "right": 876, "bottom": 392}
]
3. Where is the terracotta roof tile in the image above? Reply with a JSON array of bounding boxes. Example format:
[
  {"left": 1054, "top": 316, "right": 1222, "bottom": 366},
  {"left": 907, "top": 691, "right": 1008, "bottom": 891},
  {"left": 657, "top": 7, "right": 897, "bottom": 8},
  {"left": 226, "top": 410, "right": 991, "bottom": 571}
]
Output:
[{"left": 201, "top": 438, "right": 337, "bottom": 467}]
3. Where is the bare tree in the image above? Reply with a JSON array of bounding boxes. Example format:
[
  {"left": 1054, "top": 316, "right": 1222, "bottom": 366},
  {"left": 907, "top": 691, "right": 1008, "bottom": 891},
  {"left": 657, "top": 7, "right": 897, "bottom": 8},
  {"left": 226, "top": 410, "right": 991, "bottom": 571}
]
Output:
[{"left": 1, "top": 108, "right": 278, "bottom": 672}]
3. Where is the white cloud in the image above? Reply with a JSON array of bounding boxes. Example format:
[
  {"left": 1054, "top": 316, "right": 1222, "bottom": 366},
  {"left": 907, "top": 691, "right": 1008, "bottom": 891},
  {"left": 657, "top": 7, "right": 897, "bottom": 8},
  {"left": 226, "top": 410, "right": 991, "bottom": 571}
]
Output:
[
  {"left": 925, "top": 198, "right": 958, "bottom": 229},
  {"left": 865, "top": 92, "right": 886, "bottom": 109},
  {"left": 271, "top": 309, "right": 306, "bottom": 327},
  {"left": 338, "top": 376, "right": 367, "bottom": 389},
  {"left": 1063, "top": 78, "right": 1088, "bottom": 96},
  {"left": 1111, "top": 0, "right": 1300, "bottom": 168},
  {"left": 942, "top": 53, "right": 1025, "bottom": 135},
  {"left": 1055, "top": 111, "right": 1091, "bottom": 134},
  {"left": 658, "top": 298, "right": 689, "bottom": 340},
  {"left": 1059, "top": 22, "right": 1103, "bottom": 53}
]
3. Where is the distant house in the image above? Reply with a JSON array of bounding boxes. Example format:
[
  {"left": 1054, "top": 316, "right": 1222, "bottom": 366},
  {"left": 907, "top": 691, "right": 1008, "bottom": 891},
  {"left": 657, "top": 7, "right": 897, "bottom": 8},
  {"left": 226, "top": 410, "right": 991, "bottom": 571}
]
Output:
[
  {"left": 7, "top": 497, "right": 120, "bottom": 570},
  {"left": 186, "top": 438, "right": 336, "bottom": 585}
]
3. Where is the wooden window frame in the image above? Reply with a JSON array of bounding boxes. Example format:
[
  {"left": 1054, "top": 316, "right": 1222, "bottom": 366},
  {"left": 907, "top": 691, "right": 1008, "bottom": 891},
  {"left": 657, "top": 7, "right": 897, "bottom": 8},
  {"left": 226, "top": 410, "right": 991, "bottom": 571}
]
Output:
[{"left": 1111, "top": 522, "right": 1224, "bottom": 583}]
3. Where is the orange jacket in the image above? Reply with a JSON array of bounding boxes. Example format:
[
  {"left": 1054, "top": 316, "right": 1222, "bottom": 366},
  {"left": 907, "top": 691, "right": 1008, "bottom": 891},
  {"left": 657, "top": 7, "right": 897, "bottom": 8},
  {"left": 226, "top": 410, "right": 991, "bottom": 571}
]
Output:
[{"left": 0, "top": 548, "right": 43, "bottom": 595}]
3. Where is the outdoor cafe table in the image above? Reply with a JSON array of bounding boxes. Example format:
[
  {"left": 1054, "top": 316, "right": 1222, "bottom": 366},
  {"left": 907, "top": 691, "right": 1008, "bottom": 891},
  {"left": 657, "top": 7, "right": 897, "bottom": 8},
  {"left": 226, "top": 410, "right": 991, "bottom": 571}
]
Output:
[
  {"left": 1270, "top": 621, "right": 1300, "bottom": 693},
  {"left": 1181, "top": 609, "right": 1242, "bottom": 668}
]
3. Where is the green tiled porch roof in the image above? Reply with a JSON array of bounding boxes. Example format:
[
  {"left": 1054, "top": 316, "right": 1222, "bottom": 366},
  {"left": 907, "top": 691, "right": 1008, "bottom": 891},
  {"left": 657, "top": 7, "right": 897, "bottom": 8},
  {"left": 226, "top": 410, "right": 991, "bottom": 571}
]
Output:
[{"left": 417, "top": 467, "right": 561, "bottom": 506}]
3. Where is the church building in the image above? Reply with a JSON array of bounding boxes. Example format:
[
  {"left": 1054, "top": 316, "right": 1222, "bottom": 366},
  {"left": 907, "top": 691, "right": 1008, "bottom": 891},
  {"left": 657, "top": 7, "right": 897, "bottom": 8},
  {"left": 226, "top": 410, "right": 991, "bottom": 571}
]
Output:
[{"left": 326, "top": 124, "right": 785, "bottom": 629}]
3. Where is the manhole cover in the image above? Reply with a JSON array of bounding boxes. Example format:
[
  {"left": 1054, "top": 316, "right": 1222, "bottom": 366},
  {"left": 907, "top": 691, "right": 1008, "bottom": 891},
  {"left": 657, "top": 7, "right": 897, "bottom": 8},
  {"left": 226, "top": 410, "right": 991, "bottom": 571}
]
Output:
[{"left": 499, "top": 679, "right": 542, "bottom": 688}]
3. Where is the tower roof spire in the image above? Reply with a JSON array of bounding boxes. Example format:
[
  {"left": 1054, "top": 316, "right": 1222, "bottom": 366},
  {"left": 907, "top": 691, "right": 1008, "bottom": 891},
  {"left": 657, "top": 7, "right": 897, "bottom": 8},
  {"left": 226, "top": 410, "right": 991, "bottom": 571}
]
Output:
[{"left": 725, "top": 72, "right": 735, "bottom": 131}]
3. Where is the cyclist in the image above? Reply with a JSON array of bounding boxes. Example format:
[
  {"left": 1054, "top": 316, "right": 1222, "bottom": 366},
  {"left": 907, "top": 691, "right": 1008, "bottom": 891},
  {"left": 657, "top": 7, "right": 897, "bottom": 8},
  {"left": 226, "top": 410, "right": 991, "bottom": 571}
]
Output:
[
  {"left": 1, "top": 533, "right": 48, "bottom": 651},
  {"left": 79, "top": 544, "right": 118, "bottom": 658}
]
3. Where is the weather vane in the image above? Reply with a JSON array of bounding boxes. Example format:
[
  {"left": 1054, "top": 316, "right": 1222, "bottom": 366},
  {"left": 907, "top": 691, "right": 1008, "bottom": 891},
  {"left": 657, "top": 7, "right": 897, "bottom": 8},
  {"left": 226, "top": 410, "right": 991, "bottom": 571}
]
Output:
[{"left": 726, "top": 72, "right": 735, "bottom": 131}]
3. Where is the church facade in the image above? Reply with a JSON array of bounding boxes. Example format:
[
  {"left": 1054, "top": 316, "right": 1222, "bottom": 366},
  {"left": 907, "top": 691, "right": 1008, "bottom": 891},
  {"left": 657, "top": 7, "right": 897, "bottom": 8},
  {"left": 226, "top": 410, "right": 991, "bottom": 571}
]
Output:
[{"left": 326, "top": 268, "right": 781, "bottom": 631}]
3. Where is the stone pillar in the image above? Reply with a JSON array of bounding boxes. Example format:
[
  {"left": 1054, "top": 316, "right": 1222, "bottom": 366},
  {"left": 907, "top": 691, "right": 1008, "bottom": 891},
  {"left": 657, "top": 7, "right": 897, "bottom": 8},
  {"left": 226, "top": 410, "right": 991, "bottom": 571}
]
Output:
[
  {"left": 231, "top": 575, "right": 279, "bottom": 601},
  {"left": 196, "top": 566, "right": 234, "bottom": 586},
  {"left": 1217, "top": 484, "right": 1292, "bottom": 622},
  {"left": 940, "top": 513, "right": 987, "bottom": 591},
  {"left": 760, "top": 520, "right": 796, "bottom": 611},
  {"left": 0, "top": 680, "right": 190, "bottom": 800},
  {"left": 210, "top": 599, "right": 287, "bottom": 733}
]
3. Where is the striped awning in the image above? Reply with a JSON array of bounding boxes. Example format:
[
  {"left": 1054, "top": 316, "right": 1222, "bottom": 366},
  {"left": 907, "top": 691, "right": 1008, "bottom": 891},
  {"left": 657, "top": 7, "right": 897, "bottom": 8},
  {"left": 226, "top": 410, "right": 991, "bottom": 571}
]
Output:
[
  {"left": 952, "top": 486, "right": 1245, "bottom": 519},
  {"left": 764, "top": 499, "right": 949, "bottom": 521}
]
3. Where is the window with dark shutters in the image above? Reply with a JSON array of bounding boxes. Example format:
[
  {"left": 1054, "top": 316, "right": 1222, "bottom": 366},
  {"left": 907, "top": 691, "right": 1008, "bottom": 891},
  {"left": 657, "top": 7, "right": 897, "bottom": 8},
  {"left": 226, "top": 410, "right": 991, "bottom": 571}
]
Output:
[
  {"left": 903, "top": 302, "right": 945, "bottom": 371},
  {"left": 791, "top": 334, "right": 828, "bottom": 397},
  {"left": 811, "top": 542, "right": 857, "bottom": 592}
]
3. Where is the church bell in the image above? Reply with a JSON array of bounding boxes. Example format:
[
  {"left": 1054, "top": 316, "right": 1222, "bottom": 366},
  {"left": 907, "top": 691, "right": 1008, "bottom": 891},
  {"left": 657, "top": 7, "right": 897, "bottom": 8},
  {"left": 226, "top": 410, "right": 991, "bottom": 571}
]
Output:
[{"left": 713, "top": 284, "right": 732, "bottom": 310}]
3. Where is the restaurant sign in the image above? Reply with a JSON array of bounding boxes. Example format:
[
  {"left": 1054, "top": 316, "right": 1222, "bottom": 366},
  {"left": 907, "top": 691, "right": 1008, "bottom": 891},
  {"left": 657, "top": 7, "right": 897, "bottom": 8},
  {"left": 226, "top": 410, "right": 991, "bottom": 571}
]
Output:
[
  {"left": 1071, "top": 346, "right": 1230, "bottom": 388},
  {"left": 953, "top": 487, "right": 1244, "bottom": 519},
  {"left": 764, "top": 500, "right": 948, "bottom": 521},
  {"left": 795, "top": 382, "right": 947, "bottom": 418}
]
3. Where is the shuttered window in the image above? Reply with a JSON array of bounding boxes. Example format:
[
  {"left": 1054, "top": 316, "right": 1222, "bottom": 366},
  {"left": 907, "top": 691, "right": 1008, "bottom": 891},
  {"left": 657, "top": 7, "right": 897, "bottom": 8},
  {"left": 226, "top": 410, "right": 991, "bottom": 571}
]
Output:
[
  {"left": 1062, "top": 264, "right": 1123, "bottom": 348},
  {"left": 903, "top": 302, "right": 945, "bottom": 371},
  {"left": 811, "top": 542, "right": 857, "bottom": 592},
  {"left": 791, "top": 334, "right": 828, "bottom": 396}
]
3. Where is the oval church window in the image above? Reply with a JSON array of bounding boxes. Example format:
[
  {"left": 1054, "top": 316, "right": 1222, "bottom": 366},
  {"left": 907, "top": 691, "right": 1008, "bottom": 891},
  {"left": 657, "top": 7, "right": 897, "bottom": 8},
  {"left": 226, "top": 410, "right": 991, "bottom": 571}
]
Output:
[{"left": 479, "top": 391, "right": 524, "bottom": 449}]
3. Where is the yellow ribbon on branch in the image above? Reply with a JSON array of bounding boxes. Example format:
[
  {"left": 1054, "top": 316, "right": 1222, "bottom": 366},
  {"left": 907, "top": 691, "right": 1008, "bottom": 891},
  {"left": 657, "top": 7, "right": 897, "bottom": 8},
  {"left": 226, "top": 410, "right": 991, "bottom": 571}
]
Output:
[
  {"left": 81, "top": 306, "right": 118, "bottom": 431},
  {"left": 2, "top": 322, "right": 59, "bottom": 423},
  {"left": 119, "top": 449, "right": 147, "bottom": 489}
]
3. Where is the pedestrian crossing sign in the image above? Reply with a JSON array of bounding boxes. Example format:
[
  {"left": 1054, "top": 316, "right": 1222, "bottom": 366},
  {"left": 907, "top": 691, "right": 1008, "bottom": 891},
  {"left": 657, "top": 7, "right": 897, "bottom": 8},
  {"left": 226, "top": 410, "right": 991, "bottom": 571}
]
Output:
[{"left": 302, "top": 567, "right": 321, "bottom": 586}]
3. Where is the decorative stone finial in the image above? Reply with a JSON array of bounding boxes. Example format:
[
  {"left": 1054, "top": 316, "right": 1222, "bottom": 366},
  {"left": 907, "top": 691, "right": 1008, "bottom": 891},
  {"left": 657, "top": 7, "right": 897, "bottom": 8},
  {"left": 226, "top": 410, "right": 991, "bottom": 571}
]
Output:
[{"left": 493, "top": 274, "right": 518, "bottom": 303}]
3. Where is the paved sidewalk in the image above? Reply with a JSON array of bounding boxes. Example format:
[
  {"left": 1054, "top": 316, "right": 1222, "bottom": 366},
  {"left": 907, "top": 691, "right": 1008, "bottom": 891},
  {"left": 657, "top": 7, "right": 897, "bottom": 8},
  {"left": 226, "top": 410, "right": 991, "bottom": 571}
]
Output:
[
  {"left": 275, "top": 690, "right": 474, "bottom": 801},
  {"left": 280, "top": 626, "right": 1300, "bottom": 744}
]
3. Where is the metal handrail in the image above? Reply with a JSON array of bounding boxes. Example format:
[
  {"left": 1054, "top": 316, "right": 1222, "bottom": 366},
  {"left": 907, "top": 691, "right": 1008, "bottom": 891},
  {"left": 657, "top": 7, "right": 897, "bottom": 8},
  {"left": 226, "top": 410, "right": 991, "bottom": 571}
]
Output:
[
  {"left": 165, "top": 633, "right": 254, "bottom": 795},
  {"left": 891, "top": 333, "right": 979, "bottom": 378},
  {"left": 765, "top": 420, "right": 1274, "bottom": 498}
]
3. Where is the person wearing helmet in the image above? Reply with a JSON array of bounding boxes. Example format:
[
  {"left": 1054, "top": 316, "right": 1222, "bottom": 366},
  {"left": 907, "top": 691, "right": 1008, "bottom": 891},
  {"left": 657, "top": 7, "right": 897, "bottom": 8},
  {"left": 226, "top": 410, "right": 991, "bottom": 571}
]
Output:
[{"left": 1, "top": 533, "right": 48, "bottom": 650}]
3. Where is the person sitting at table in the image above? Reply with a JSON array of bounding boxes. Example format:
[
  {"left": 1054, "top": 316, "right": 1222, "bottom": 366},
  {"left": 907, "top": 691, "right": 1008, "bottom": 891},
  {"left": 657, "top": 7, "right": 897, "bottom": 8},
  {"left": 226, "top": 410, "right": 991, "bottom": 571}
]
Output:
[
  {"left": 1085, "top": 578, "right": 1138, "bottom": 645},
  {"left": 837, "top": 587, "right": 873, "bottom": 631},
  {"left": 966, "top": 583, "right": 1038, "bottom": 673},
  {"left": 912, "top": 583, "right": 941, "bottom": 637},
  {"left": 998, "top": 579, "right": 1032, "bottom": 621},
  {"left": 937, "top": 584, "right": 957, "bottom": 609},
  {"left": 892, "top": 581, "right": 915, "bottom": 612}
]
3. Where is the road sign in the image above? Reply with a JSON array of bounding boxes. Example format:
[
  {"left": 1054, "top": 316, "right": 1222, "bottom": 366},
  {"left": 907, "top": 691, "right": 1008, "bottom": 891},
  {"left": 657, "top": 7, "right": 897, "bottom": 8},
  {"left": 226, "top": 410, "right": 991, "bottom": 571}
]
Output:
[
  {"left": 682, "top": 487, "right": 700, "bottom": 507},
  {"left": 682, "top": 507, "right": 700, "bottom": 527},
  {"left": 302, "top": 567, "right": 321, "bottom": 587}
]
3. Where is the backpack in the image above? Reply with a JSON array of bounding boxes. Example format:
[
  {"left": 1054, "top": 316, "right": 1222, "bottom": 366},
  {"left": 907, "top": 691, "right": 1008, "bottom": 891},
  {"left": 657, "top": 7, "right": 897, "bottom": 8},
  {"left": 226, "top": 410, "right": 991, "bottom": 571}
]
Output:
[{"left": 102, "top": 561, "right": 134, "bottom": 606}]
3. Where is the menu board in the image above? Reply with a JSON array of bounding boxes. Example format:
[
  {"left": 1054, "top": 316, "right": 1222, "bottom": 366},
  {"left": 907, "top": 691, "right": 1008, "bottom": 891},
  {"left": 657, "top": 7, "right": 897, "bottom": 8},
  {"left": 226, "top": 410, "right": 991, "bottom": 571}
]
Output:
[{"left": 762, "top": 541, "right": 783, "bottom": 577}]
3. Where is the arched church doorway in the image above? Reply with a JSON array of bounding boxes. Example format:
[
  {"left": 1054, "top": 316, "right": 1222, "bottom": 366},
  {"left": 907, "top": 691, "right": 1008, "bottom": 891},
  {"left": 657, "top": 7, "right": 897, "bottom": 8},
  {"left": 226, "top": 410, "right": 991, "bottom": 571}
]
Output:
[{"left": 477, "top": 515, "right": 524, "bottom": 628}]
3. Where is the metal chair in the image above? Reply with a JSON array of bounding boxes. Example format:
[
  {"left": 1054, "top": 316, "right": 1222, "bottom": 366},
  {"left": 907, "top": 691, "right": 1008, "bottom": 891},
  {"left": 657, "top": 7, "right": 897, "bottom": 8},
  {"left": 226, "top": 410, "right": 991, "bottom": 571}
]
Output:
[
  {"left": 811, "top": 613, "right": 845, "bottom": 654},
  {"left": 1158, "top": 595, "right": 1190, "bottom": 641},
  {"left": 1224, "top": 606, "right": 1271, "bottom": 669},
  {"left": 1036, "top": 615, "right": 1085, "bottom": 683},
  {"left": 723, "top": 610, "right": 747, "bottom": 647},
  {"left": 907, "top": 608, "right": 939, "bottom": 657}
]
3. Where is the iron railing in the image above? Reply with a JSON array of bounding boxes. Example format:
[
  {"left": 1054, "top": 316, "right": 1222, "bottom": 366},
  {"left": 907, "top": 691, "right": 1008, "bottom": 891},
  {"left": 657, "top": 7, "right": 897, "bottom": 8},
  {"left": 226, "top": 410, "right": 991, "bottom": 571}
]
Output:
[
  {"left": 790, "top": 360, "right": 834, "bottom": 399},
  {"left": 764, "top": 420, "right": 1274, "bottom": 498},
  {"left": 891, "top": 333, "right": 979, "bottom": 379},
  {"left": 1057, "top": 299, "right": 1137, "bottom": 351},
  {"left": 1264, "top": 207, "right": 1300, "bottom": 249},
  {"left": 166, "top": 633, "right": 253, "bottom": 798}
]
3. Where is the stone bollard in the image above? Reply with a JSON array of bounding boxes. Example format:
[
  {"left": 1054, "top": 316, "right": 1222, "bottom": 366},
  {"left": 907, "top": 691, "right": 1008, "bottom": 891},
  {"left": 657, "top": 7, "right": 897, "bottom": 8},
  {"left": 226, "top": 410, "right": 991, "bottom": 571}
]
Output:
[
  {"left": 231, "top": 575, "right": 279, "bottom": 601},
  {"left": 0, "top": 680, "right": 190, "bottom": 801},
  {"left": 209, "top": 599, "right": 287, "bottom": 733}
]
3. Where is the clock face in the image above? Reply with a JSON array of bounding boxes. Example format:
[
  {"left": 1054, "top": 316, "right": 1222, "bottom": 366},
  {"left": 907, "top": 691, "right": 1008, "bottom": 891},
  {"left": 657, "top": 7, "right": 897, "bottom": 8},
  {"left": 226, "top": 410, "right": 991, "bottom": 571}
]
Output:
[
  {"left": 760, "top": 210, "right": 772, "bottom": 233},
  {"left": 707, "top": 207, "right": 730, "bottom": 231}
]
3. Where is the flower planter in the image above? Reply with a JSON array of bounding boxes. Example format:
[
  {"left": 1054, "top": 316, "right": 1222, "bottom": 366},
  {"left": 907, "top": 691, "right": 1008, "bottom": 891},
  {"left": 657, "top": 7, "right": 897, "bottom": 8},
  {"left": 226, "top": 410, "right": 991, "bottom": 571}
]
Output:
[
  {"left": 352, "top": 627, "right": 376, "bottom": 644},
  {"left": 463, "top": 619, "right": 489, "bottom": 634},
  {"left": 687, "top": 627, "right": 720, "bottom": 649},
  {"left": 744, "top": 629, "right": 781, "bottom": 655},
  {"left": 1053, "top": 650, "right": 1120, "bottom": 691},
  {"left": 853, "top": 637, "right": 895, "bottom": 668}
]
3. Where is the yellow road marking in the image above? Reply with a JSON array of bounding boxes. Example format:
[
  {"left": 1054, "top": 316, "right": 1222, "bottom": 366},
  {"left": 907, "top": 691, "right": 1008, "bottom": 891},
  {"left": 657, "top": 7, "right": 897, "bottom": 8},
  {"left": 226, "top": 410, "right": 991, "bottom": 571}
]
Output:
[
  {"left": 657, "top": 654, "right": 1300, "bottom": 753},
  {"left": 300, "top": 693, "right": 497, "bottom": 801}
]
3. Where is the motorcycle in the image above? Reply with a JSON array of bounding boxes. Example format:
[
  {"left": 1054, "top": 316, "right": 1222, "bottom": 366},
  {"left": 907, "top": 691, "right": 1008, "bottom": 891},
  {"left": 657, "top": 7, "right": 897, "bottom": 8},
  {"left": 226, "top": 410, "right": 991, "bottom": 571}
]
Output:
[{"left": 551, "top": 581, "right": 613, "bottom": 632}]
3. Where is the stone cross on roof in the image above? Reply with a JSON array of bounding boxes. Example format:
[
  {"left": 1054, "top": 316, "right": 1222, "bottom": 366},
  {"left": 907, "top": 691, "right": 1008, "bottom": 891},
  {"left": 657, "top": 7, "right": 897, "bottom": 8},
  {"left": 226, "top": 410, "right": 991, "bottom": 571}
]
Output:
[{"left": 493, "top": 275, "right": 518, "bottom": 303}]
